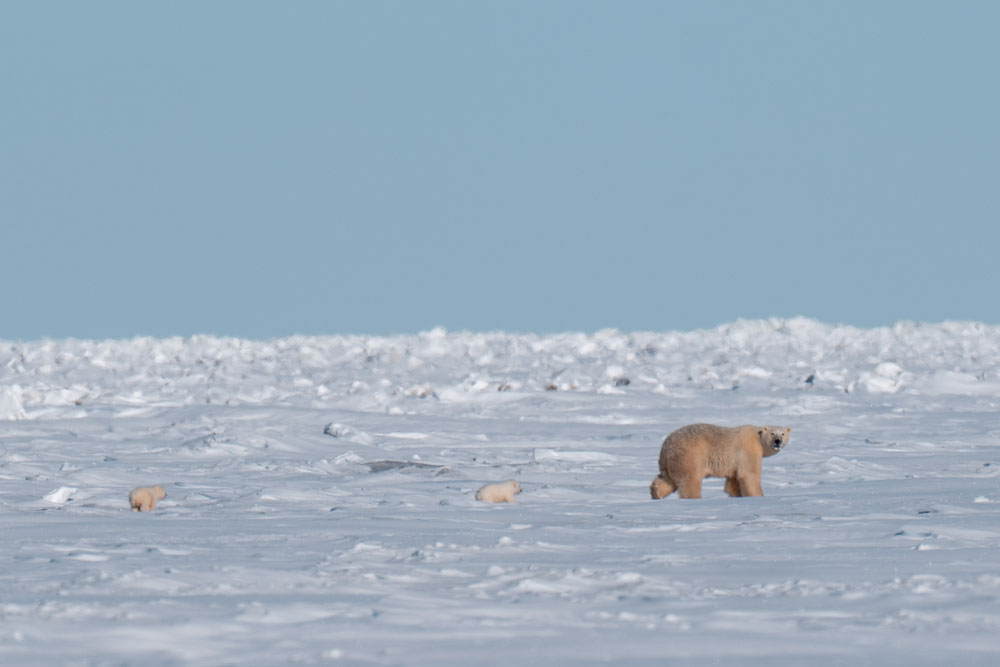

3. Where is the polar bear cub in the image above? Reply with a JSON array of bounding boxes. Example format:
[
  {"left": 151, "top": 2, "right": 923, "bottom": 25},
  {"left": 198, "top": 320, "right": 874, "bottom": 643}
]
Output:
[
  {"left": 650, "top": 424, "right": 790, "bottom": 499},
  {"left": 475, "top": 480, "right": 522, "bottom": 503},
  {"left": 129, "top": 485, "right": 167, "bottom": 512}
]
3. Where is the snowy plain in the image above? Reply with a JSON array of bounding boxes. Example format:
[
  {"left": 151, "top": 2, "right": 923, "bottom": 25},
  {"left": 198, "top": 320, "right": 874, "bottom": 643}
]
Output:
[{"left": 1, "top": 318, "right": 999, "bottom": 666}]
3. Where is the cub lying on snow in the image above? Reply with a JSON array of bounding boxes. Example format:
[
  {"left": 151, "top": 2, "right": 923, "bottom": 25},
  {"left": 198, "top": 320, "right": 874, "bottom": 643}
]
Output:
[
  {"left": 129, "top": 485, "right": 166, "bottom": 511},
  {"left": 650, "top": 424, "right": 790, "bottom": 499},
  {"left": 475, "top": 480, "right": 522, "bottom": 503}
]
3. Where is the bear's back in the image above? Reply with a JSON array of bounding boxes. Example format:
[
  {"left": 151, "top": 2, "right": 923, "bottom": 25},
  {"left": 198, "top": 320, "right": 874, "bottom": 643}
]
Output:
[{"left": 660, "top": 424, "right": 758, "bottom": 477}]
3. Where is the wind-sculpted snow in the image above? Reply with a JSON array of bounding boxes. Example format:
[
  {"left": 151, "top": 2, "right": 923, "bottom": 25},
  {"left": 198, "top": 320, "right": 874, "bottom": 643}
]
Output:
[
  {"left": 4, "top": 318, "right": 1000, "bottom": 418},
  {"left": 1, "top": 319, "right": 999, "bottom": 665}
]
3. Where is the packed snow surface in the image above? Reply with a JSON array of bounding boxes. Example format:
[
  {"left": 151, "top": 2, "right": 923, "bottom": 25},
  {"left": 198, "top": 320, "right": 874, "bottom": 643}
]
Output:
[{"left": 2, "top": 318, "right": 1000, "bottom": 665}]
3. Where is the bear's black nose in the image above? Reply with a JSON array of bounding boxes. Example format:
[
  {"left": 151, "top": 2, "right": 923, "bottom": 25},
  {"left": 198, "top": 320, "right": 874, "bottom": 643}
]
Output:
[{"left": 774, "top": 439, "right": 782, "bottom": 446}]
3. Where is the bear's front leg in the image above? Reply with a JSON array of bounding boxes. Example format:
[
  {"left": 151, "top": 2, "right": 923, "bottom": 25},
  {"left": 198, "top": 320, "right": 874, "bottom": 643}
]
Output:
[{"left": 737, "top": 474, "right": 763, "bottom": 497}]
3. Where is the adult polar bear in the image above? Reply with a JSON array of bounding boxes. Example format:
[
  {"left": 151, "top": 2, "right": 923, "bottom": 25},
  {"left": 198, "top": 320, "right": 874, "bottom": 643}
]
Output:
[{"left": 650, "top": 424, "right": 790, "bottom": 499}]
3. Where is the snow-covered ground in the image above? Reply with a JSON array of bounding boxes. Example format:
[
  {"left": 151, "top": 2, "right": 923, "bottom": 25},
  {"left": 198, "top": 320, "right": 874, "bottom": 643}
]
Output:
[{"left": 2, "top": 318, "right": 999, "bottom": 665}]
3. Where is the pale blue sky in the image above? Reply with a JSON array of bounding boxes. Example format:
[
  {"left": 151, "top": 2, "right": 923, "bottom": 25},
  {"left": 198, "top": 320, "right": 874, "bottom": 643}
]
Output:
[{"left": 2, "top": 1, "right": 998, "bottom": 339}]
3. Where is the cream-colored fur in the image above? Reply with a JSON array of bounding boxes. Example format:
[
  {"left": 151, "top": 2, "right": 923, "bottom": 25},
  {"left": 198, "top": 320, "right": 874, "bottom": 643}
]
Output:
[
  {"left": 475, "top": 480, "right": 522, "bottom": 503},
  {"left": 129, "top": 485, "right": 167, "bottom": 512},
  {"left": 650, "top": 424, "right": 790, "bottom": 499}
]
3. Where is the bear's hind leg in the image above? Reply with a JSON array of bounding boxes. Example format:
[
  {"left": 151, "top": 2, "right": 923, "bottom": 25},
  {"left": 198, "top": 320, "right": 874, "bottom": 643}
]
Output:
[
  {"left": 676, "top": 475, "right": 703, "bottom": 499},
  {"left": 724, "top": 476, "right": 742, "bottom": 497},
  {"left": 650, "top": 474, "right": 677, "bottom": 499}
]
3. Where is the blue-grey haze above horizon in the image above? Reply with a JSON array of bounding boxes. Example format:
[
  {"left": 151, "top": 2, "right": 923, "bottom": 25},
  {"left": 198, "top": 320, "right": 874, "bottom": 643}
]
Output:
[{"left": 2, "top": 1, "right": 998, "bottom": 340}]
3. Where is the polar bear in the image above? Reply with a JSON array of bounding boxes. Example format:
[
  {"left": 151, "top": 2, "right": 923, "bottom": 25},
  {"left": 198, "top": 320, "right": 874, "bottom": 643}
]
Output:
[
  {"left": 475, "top": 480, "right": 522, "bottom": 503},
  {"left": 650, "top": 424, "right": 790, "bottom": 499},
  {"left": 129, "top": 485, "right": 167, "bottom": 512}
]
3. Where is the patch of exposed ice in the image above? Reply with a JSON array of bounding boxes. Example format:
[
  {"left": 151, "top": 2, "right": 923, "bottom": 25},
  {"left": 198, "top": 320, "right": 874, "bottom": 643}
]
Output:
[
  {"left": 43, "top": 486, "right": 78, "bottom": 504},
  {"left": 0, "top": 385, "right": 27, "bottom": 420}
]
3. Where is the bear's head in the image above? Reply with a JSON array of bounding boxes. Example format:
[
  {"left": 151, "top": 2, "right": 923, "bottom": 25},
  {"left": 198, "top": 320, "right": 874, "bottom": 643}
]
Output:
[
  {"left": 757, "top": 426, "right": 791, "bottom": 457},
  {"left": 507, "top": 480, "right": 522, "bottom": 495},
  {"left": 153, "top": 485, "right": 167, "bottom": 500}
]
